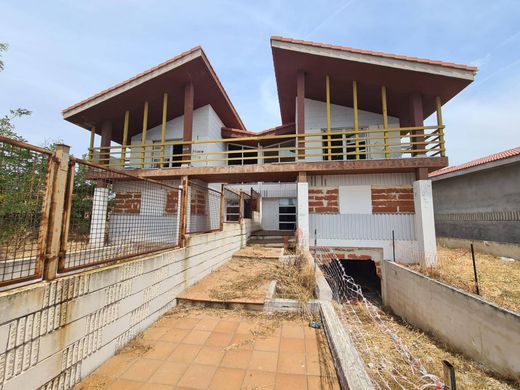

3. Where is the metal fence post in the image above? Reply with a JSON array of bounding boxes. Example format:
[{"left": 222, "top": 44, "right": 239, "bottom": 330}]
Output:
[
  {"left": 239, "top": 192, "right": 244, "bottom": 225},
  {"left": 179, "top": 176, "right": 189, "bottom": 247},
  {"left": 43, "top": 144, "right": 70, "bottom": 281},
  {"left": 219, "top": 184, "right": 225, "bottom": 230}
]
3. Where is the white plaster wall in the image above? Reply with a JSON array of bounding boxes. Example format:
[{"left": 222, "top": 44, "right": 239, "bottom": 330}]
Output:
[
  {"left": 129, "top": 104, "right": 225, "bottom": 168},
  {"left": 382, "top": 260, "right": 520, "bottom": 379},
  {"left": 0, "top": 222, "right": 252, "bottom": 390},
  {"left": 300, "top": 98, "right": 401, "bottom": 162}
]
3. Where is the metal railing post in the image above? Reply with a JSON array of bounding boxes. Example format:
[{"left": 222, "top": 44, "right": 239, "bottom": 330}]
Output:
[
  {"left": 43, "top": 144, "right": 71, "bottom": 281},
  {"left": 179, "top": 176, "right": 189, "bottom": 247},
  {"left": 219, "top": 184, "right": 225, "bottom": 230}
]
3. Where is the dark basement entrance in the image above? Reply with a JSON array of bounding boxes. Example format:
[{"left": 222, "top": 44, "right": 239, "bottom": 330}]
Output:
[{"left": 340, "top": 259, "right": 381, "bottom": 297}]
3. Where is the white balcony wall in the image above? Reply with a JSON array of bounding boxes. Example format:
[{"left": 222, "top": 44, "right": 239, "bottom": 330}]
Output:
[
  {"left": 297, "top": 98, "right": 401, "bottom": 162},
  {"left": 129, "top": 104, "right": 226, "bottom": 168}
]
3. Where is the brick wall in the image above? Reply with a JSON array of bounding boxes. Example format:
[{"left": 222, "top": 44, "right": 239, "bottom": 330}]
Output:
[
  {"left": 190, "top": 187, "right": 207, "bottom": 216},
  {"left": 165, "top": 191, "right": 179, "bottom": 214},
  {"left": 309, "top": 187, "right": 339, "bottom": 214},
  {"left": 113, "top": 192, "right": 141, "bottom": 214},
  {"left": 371, "top": 187, "right": 414, "bottom": 213}
]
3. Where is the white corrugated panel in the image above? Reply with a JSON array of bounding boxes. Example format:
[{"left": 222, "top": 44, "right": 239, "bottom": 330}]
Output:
[
  {"left": 309, "top": 173, "right": 414, "bottom": 187},
  {"left": 309, "top": 213, "right": 416, "bottom": 240}
]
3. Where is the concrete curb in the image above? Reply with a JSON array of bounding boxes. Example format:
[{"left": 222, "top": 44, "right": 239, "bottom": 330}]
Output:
[{"left": 320, "top": 300, "right": 375, "bottom": 390}]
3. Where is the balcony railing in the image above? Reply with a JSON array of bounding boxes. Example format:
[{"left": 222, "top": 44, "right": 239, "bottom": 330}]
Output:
[{"left": 89, "top": 125, "right": 445, "bottom": 169}]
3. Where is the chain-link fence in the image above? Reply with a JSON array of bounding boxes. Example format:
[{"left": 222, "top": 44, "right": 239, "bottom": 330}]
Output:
[
  {"left": 186, "top": 182, "right": 223, "bottom": 234},
  {"left": 0, "top": 136, "right": 53, "bottom": 286},
  {"left": 59, "top": 158, "right": 183, "bottom": 272}
]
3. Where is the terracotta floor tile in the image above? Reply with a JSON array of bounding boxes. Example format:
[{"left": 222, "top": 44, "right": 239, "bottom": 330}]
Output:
[
  {"left": 279, "top": 337, "right": 305, "bottom": 353},
  {"left": 176, "top": 363, "right": 217, "bottom": 389},
  {"left": 275, "top": 373, "right": 308, "bottom": 390},
  {"left": 161, "top": 328, "right": 190, "bottom": 343},
  {"left": 194, "top": 317, "right": 220, "bottom": 331},
  {"left": 148, "top": 361, "right": 189, "bottom": 385},
  {"left": 235, "top": 321, "right": 254, "bottom": 335},
  {"left": 307, "top": 375, "right": 340, "bottom": 390},
  {"left": 305, "top": 353, "right": 321, "bottom": 376},
  {"left": 142, "top": 327, "right": 169, "bottom": 341},
  {"left": 248, "top": 350, "right": 278, "bottom": 372},
  {"left": 253, "top": 336, "right": 280, "bottom": 352},
  {"left": 281, "top": 323, "right": 305, "bottom": 339},
  {"left": 208, "top": 367, "right": 245, "bottom": 390},
  {"left": 277, "top": 352, "right": 307, "bottom": 375},
  {"left": 242, "top": 370, "right": 276, "bottom": 389},
  {"left": 167, "top": 344, "right": 201, "bottom": 364},
  {"left": 94, "top": 354, "right": 137, "bottom": 378},
  {"left": 305, "top": 337, "right": 320, "bottom": 357},
  {"left": 303, "top": 326, "right": 318, "bottom": 340},
  {"left": 141, "top": 383, "right": 175, "bottom": 390},
  {"left": 182, "top": 329, "right": 211, "bottom": 345},
  {"left": 229, "top": 334, "right": 254, "bottom": 350},
  {"left": 220, "top": 349, "right": 253, "bottom": 369},
  {"left": 108, "top": 378, "right": 143, "bottom": 390},
  {"left": 172, "top": 317, "right": 200, "bottom": 330},
  {"left": 205, "top": 331, "right": 234, "bottom": 347},
  {"left": 120, "top": 358, "right": 162, "bottom": 382},
  {"left": 143, "top": 341, "right": 178, "bottom": 360},
  {"left": 193, "top": 346, "right": 225, "bottom": 366},
  {"left": 213, "top": 319, "right": 240, "bottom": 334}
]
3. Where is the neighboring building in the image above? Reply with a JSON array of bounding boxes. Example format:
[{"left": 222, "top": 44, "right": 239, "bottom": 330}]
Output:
[
  {"left": 430, "top": 147, "right": 520, "bottom": 259},
  {"left": 62, "top": 36, "right": 477, "bottom": 266}
]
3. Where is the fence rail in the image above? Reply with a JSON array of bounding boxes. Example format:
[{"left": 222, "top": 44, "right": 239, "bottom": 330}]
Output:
[
  {"left": 0, "top": 136, "right": 53, "bottom": 286},
  {"left": 0, "top": 136, "right": 245, "bottom": 289}
]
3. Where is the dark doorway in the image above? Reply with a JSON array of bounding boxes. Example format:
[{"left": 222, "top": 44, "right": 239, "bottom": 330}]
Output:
[{"left": 340, "top": 260, "right": 381, "bottom": 296}]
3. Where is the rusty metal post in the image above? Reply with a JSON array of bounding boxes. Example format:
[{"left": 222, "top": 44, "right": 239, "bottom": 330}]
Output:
[
  {"left": 239, "top": 192, "right": 244, "bottom": 225},
  {"left": 43, "top": 144, "right": 71, "bottom": 281},
  {"left": 219, "top": 184, "right": 225, "bottom": 230},
  {"left": 442, "top": 360, "right": 456, "bottom": 390},
  {"left": 179, "top": 176, "right": 189, "bottom": 247},
  {"left": 58, "top": 159, "right": 76, "bottom": 272}
]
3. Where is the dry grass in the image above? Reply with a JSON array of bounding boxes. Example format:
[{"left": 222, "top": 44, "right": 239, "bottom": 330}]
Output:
[
  {"left": 344, "top": 301, "right": 519, "bottom": 389},
  {"left": 116, "top": 333, "right": 152, "bottom": 356},
  {"left": 410, "top": 245, "right": 520, "bottom": 313}
]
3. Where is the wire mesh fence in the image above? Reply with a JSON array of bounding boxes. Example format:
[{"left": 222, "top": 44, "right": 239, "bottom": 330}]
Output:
[
  {"left": 223, "top": 187, "right": 241, "bottom": 222},
  {"left": 59, "top": 158, "right": 182, "bottom": 272},
  {"left": 186, "top": 182, "right": 222, "bottom": 234},
  {"left": 242, "top": 191, "right": 252, "bottom": 219},
  {"left": 313, "top": 246, "right": 447, "bottom": 390},
  {"left": 0, "top": 136, "right": 53, "bottom": 286}
]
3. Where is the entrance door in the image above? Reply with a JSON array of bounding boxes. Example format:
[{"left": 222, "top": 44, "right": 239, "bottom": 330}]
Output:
[{"left": 278, "top": 198, "right": 296, "bottom": 230}]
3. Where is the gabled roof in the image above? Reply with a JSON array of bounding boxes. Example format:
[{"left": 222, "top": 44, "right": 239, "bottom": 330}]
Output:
[
  {"left": 63, "top": 46, "right": 245, "bottom": 142},
  {"left": 430, "top": 147, "right": 520, "bottom": 178},
  {"left": 271, "top": 36, "right": 477, "bottom": 125},
  {"left": 221, "top": 123, "right": 295, "bottom": 146}
]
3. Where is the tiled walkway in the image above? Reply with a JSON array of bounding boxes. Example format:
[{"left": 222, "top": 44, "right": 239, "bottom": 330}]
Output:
[{"left": 77, "top": 307, "right": 340, "bottom": 390}]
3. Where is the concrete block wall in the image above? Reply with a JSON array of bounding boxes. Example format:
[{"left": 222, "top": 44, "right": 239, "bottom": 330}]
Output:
[
  {"left": 0, "top": 221, "right": 252, "bottom": 390},
  {"left": 382, "top": 260, "right": 520, "bottom": 380}
]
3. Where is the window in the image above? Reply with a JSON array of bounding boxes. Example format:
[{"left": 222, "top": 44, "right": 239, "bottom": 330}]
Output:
[
  {"left": 263, "top": 140, "right": 296, "bottom": 164},
  {"left": 279, "top": 198, "right": 296, "bottom": 230},
  {"left": 227, "top": 144, "right": 257, "bottom": 165},
  {"left": 153, "top": 140, "right": 183, "bottom": 168},
  {"left": 322, "top": 129, "right": 367, "bottom": 160}
]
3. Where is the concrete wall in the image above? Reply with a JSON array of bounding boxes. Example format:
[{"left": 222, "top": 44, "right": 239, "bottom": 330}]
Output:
[
  {"left": 0, "top": 222, "right": 253, "bottom": 390},
  {"left": 381, "top": 260, "right": 520, "bottom": 379},
  {"left": 300, "top": 98, "right": 401, "bottom": 162},
  {"left": 432, "top": 163, "right": 520, "bottom": 244}
]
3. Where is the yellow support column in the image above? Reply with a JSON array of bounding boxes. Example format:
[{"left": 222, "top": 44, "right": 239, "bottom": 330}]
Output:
[
  {"left": 326, "top": 75, "right": 332, "bottom": 161},
  {"left": 353, "top": 80, "right": 359, "bottom": 160},
  {"left": 88, "top": 126, "right": 95, "bottom": 161},
  {"left": 436, "top": 96, "right": 445, "bottom": 157},
  {"left": 381, "top": 86, "right": 389, "bottom": 158},
  {"left": 161, "top": 93, "right": 168, "bottom": 166},
  {"left": 121, "top": 110, "right": 129, "bottom": 165},
  {"left": 141, "top": 101, "right": 149, "bottom": 168}
]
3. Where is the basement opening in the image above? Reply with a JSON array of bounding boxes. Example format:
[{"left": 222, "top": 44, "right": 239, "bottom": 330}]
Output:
[{"left": 341, "top": 259, "right": 381, "bottom": 297}]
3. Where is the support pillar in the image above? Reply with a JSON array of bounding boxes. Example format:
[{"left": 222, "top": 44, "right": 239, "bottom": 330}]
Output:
[
  {"left": 413, "top": 179, "right": 437, "bottom": 266},
  {"left": 297, "top": 172, "right": 309, "bottom": 250},
  {"left": 182, "top": 82, "right": 194, "bottom": 164},
  {"left": 297, "top": 71, "right": 305, "bottom": 160},
  {"left": 89, "top": 187, "right": 109, "bottom": 248},
  {"left": 99, "top": 120, "right": 112, "bottom": 165},
  {"left": 409, "top": 93, "right": 425, "bottom": 156}
]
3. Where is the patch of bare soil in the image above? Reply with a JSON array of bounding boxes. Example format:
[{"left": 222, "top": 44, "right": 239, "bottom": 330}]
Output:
[
  {"left": 344, "top": 301, "right": 519, "bottom": 389},
  {"left": 410, "top": 245, "right": 520, "bottom": 313}
]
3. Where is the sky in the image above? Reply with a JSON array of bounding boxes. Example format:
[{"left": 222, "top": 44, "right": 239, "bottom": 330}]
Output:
[{"left": 1, "top": 0, "right": 519, "bottom": 165}]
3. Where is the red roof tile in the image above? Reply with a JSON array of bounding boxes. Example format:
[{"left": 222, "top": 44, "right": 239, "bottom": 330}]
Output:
[
  {"left": 430, "top": 147, "right": 520, "bottom": 177},
  {"left": 271, "top": 36, "right": 478, "bottom": 73}
]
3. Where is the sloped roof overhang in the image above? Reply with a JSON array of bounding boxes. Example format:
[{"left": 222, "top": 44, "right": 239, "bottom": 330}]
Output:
[{"left": 271, "top": 36, "right": 477, "bottom": 125}]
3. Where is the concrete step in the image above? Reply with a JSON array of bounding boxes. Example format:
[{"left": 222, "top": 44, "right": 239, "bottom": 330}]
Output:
[{"left": 250, "top": 230, "right": 294, "bottom": 237}]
